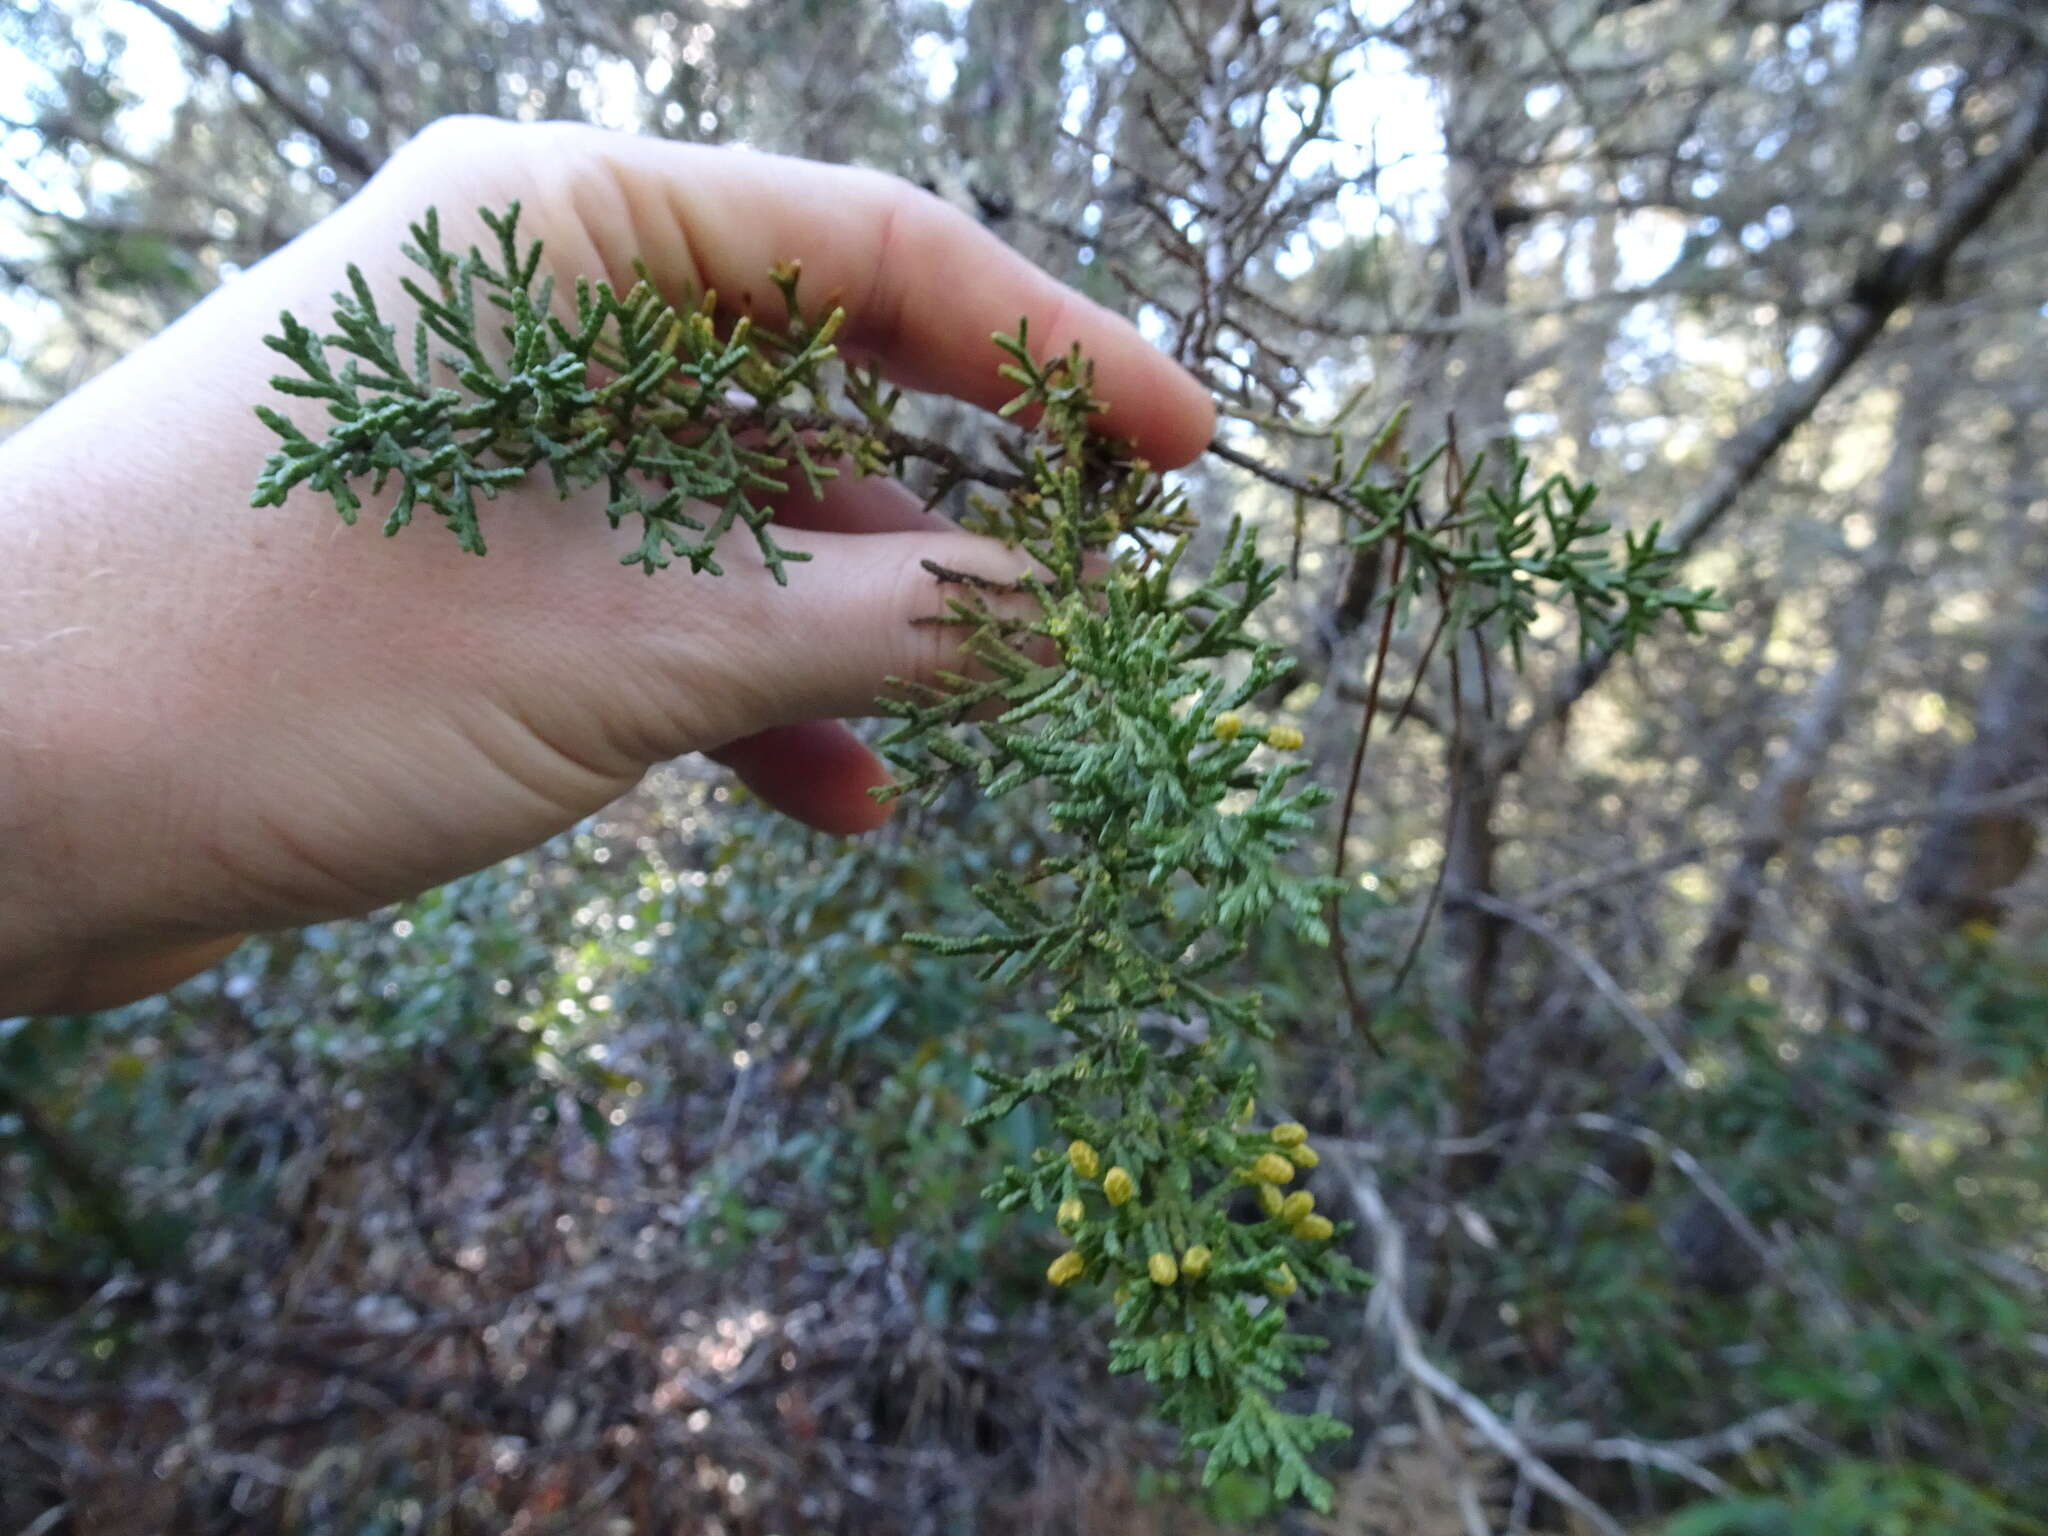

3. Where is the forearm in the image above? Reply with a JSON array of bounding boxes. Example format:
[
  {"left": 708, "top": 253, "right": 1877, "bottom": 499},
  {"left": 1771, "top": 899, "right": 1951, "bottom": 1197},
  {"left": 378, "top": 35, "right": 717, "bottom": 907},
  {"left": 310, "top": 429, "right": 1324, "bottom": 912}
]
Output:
[
  {"left": 0, "top": 469, "right": 106, "bottom": 1013},
  {"left": 0, "top": 930, "right": 246, "bottom": 1017},
  {"left": 0, "top": 249, "right": 306, "bottom": 1014}
]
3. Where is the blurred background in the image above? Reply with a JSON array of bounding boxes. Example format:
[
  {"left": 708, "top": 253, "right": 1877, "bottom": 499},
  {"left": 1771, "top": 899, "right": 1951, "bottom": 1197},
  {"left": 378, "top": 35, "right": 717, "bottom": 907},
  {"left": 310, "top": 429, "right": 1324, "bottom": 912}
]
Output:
[{"left": 4, "top": 1, "right": 2048, "bottom": 1531}]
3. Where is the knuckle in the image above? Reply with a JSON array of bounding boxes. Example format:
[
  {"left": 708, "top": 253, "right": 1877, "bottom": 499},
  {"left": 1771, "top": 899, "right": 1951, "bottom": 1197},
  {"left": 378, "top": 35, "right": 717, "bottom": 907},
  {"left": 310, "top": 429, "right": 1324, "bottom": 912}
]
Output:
[
  {"left": 856, "top": 164, "right": 933, "bottom": 209},
  {"left": 395, "top": 114, "right": 510, "bottom": 169},
  {"left": 888, "top": 533, "right": 1034, "bottom": 693},
  {"left": 890, "top": 544, "right": 963, "bottom": 692},
  {"left": 393, "top": 116, "right": 600, "bottom": 186},
  {"left": 864, "top": 171, "right": 967, "bottom": 254}
]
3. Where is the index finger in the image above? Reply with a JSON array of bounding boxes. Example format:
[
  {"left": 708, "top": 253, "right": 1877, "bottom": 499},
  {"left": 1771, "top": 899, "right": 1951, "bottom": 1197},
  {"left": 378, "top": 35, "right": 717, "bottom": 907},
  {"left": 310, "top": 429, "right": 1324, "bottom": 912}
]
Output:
[{"left": 583, "top": 136, "right": 1217, "bottom": 468}]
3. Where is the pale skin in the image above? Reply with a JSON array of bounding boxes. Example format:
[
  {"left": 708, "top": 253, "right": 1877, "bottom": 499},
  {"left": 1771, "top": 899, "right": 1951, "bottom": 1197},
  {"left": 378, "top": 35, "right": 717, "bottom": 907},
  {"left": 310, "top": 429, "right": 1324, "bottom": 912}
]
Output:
[{"left": 0, "top": 118, "right": 1215, "bottom": 1016}]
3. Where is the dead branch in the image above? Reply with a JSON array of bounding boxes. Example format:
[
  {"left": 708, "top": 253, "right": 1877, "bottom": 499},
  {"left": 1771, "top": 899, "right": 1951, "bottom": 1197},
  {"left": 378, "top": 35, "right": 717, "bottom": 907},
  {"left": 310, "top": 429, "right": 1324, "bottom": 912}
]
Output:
[
  {"left": 1342, "top": 1160, "right": 1628, "bottom": 1536},
  {"left": 1494, "top": 53, "right": 2048, "bottom": 776}
]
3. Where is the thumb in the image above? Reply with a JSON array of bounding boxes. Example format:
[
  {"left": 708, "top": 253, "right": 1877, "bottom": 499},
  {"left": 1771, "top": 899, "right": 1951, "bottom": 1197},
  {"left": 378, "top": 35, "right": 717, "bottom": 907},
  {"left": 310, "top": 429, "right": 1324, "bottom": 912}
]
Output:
[{"left": 685, "top": 524, "right": 1046, "bottom": 742}]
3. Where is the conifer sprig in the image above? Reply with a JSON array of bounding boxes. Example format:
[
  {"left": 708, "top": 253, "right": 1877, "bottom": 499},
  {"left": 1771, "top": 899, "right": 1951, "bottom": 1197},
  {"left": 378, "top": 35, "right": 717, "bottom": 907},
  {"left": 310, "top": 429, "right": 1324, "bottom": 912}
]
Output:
[
  {"left": 874, "top": 331, "right": 1369, "bottom": 1507},
  {"left": 256, "top": 203, "right": 950, "bottom": 580},
  {"left": 1232, "top": 406, "right": 1718, "bottom": 665}
]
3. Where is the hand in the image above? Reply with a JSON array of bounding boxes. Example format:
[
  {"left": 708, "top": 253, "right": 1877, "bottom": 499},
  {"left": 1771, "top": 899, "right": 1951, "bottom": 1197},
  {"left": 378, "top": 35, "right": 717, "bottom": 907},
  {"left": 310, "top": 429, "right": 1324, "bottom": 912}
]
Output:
[{"left": 0, "top": 117, "right": 1215, "bottom": 1014}]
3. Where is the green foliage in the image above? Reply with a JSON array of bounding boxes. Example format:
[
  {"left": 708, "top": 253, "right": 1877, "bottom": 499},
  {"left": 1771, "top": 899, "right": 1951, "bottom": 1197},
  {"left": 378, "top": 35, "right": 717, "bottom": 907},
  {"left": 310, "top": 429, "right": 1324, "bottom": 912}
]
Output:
[
  {"left": 0, "top": 1010, "right": 193, "bottom": 1278},
  {"left": 1324, "top": 935, "right": 2048, "bottom": 1522},
  {"left": 249, "top": 203, "right": 1713, "bottom": 1510},
  {"left": 612, "top": 785, "right": 1052, "bottom": 1282},
  {"left": 1241, "top": 405, "right": 1718, "bottom": 668},
  {"left": 1344, "top": 415, "right": 1715, "bottom": 663},
  {"left": 256, "top": 203, "right": 882, "bottom": 578},
  {"left": 1664, "top": 1461, "right": 2047, "bottom": 1536},
  {"left": 41, "top": 219, "right": 202, "bottom": 299},
  {"left": 867, "top": 330, "right": 1371, "bottom": 1506}
]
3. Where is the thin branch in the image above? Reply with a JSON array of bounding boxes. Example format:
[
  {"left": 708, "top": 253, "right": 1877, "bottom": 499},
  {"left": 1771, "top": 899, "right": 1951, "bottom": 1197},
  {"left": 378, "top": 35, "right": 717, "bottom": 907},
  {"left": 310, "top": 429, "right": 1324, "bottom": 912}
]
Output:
[
  {"left": 1343, "top": 1161, "right": 1627, "bottom": 1536},
  {"left": 126, "top": 0, "right": 379, "bottom": 181},
  {"left": 1563, "top": 1113, "right": 1782, "bottom": 1279},
  {"left": 1444, "top": 889, "right": 1690, "bottom": 1080},
  {"left": 1520, "top": 774, "right": 2048, "bottom": 909},
  {"left": 1334, "top": 532, "right": 1408, "bottom": 879},
  {"left": 1493, "top": 53, "right": 2048, "bottom": 776},
  {"left": 1520, "top": 1404, "right": 1819, "bottom": 1496}
]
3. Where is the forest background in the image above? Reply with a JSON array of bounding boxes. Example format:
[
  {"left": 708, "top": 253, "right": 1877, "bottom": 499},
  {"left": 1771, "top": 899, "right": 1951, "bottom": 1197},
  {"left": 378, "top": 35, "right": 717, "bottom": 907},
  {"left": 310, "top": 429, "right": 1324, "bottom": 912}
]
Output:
[{"left": 4, "top": 0, "right": 2048, "bottom": 1531}]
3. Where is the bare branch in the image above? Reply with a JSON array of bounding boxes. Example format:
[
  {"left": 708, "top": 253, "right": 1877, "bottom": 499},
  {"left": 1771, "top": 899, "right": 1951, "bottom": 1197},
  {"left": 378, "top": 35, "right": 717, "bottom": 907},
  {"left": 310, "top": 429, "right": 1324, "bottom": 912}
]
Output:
[
  {"left": 1444, "top": 889, "right": 1690, "bottom": 1079},
  {"left": 1494, "top": 54, "right": 2048, "bottom": 775},
  {"left": 127, "top": 0, "right": 380, "bottom": 181},
  {"left": 1521, "top": 774, "right": 2048, "bottom": 909},
  {"left": 1520, "top": 1404, "right": 1819, "bottom": 1495},
  {"left": 1342, "top": 1160, "right": 1628, "bottom": 1536}
]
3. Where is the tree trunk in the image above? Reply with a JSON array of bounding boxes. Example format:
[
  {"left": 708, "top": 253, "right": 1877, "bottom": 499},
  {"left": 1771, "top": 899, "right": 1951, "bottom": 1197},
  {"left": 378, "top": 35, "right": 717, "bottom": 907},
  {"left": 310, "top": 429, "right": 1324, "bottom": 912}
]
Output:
[
  {"left": 1420, "top": 6, "right": 1520, "bottom": 1083},
  {"left": 1833, "top": 407, "right": 2048, "bottom": 1057},
  {"left": 1677, "top": 345, "right": 1943, "bottom": 1015}
]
